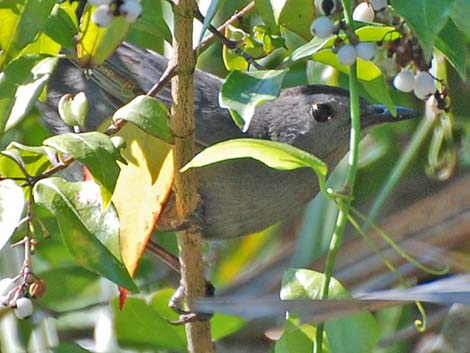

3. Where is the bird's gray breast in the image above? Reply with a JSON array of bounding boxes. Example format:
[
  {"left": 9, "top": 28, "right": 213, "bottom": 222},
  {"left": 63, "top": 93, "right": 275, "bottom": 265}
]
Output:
[{"left": 196, "top": 159, "right": 317, "bottom": 239}]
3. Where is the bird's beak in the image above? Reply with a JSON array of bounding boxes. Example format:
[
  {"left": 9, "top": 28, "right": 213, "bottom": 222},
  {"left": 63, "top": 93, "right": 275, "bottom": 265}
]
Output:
[{"left": 361, "top": 104, "right": 417, "bottom": 128}]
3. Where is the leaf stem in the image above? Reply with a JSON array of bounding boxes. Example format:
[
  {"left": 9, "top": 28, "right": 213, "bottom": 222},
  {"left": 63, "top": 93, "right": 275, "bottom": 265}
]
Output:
[{"left": 314, "top": 1, "right": 360, "bottom": 351}]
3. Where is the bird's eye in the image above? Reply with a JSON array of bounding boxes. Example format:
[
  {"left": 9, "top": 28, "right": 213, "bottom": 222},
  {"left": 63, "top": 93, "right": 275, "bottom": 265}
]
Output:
[{"left": 310, "top": 103, "right": 331, "bottom": 123}]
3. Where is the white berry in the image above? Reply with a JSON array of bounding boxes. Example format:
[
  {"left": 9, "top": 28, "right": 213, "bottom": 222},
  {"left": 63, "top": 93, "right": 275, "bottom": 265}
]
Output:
[
  {"left": 0, "top": 278, "right": 16, "bottom": 298},
  {"left": 337, "top": 44, "right": 357, "bottom": 66},
  {"left": 353, "top": 2, "right": 374, "bottom": 22},
  {"left": 393, "top": 68, "right": 415, "bottom": 93},
  {"left": 311, "top": 16, "right": 335, "bottom": 38},
  {"left": 14, "top": 297, "right": 33, "bottom": 319},
  {"left": 119, "top": 0, "right": 142, "bottom": 23},
  {"left": 88, "top": 0, "right": 112, "bottom": 6},
  {"left": 414, "top": 71, "right": 436, "bottom": 100},
  {"left": 355, "top": 42, "right": 376, "bottom": 61},
  {"left": 92, "top": 5, "right": 113, "bottom": 27},
  {"left": 369, "top": 0, "right": 388, "bottom": 11}
]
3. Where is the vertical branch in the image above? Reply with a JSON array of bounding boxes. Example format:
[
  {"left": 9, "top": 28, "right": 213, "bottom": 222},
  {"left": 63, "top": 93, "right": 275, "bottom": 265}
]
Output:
[
  {"left": 314, "top": 1, "right": 361, "bottom": 352},
  {"left": 171, "top": 0, "right": 213, "bottom": 352}
]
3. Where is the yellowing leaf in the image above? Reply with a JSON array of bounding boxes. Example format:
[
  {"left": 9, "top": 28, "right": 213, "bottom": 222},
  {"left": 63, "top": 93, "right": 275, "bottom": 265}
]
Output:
[
  {"left": 77, "top": 5, "right": 130, "bottom": 67},
  {"left": 112, "top": 123, "right": 174, "bottom": 276}
]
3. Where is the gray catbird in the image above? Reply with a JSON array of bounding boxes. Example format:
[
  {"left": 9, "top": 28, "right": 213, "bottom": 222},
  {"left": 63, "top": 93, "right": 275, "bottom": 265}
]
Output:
[{"left": 39, "top": 43, "right": 416, "bottom": 239}]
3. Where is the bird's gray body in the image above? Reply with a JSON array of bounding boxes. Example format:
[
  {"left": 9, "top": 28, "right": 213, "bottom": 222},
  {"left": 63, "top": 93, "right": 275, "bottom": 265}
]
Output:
[{"left": 40, "top": 44, "right": 413, "bottom": 239}]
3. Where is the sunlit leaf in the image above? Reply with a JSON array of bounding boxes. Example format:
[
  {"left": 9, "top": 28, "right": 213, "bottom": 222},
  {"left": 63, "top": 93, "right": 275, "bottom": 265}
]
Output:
[
  {"left": 0, "top": 55, "right": 58, "bottom": 133},
  {"left": 182, "top": 138, "right": 327, "bottom": 193},
  {"left": 281, "top": 269, "right": 379, "bottom": 353},
  {"left": 126, "top": 0, "right": 171, "bottom": 52},
  {"left": 275, "top": 318, "right": 319, "bottom": 353},
  {"left": 77, "top": 4, "right": 130, "bottom": 67},
  {"left": 254, "top": 0, "right": 280, "bottom": 34},
  {"left": 199, "top": 0, "right": 225, "bottom": 43},
  {"left": 44, "top": 132, "right": 121, "bottom": 208},
  {"left": 43, "top": 3, "right": 78, "bottom": 49},
  {"left": 258, "top": 0, "right": 314, "bottom": 39},
  {"left": 113, "top": 95, "right": 173, "bottom": 143},
  {"left": 0, "top": 0, "right": 56, "bottom": 68},
  {"left": 33, "top": 178, "right": 137, "bottom": 291},
  {"left": 112, "top": 123, "right": 174, "bottom": 277},
  {"left": 0, "top": 179, "right": 25, "bottom": 251},
  {"left": 219, "top": 70, "right": 286, "bottom": 131},
  {"left": 0, "top": 142, "right": 55, "bottom": 179}
]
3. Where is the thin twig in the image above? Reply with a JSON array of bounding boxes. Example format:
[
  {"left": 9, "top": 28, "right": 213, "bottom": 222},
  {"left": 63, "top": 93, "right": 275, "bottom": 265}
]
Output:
[
  {"left": 198, "top": 1, "right": 255, "bottom": 53},
  {"left": 147, "top": 239, "right": 181, "bottom": 273},
  {"left": 193, "top": 5, "right": 264, "bottom": 69}
]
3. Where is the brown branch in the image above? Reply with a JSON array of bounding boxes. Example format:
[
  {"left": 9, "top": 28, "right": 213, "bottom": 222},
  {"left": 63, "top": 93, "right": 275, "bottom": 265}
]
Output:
[
  {"left": 170, "top": 0, "right": 214, "bottom": 352},
  {"left": 197, "top": 1, "right": 255, "bottom": 53},
  {"left": 193, "top": 4, "right": 264, "bottom": 69},
  {"left": 146, "top": 239, "right": 181, "bottom": 273}
]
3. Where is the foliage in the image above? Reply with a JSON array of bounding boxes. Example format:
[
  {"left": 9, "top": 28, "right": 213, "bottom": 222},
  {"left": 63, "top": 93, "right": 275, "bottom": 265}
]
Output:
[{"left": 0, "top": 0, "right": 468, "bottom": 352}]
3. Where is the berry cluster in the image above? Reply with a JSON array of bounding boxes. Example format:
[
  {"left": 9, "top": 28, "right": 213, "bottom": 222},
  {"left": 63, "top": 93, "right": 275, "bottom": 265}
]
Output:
[
  {"left": 311, "top": 1, "right": 385, "bottom": 66},
  {"left": 89, "top": 0, "right": 142, "bottom": 27},
  {"left": 386, "top": 35, "right": 439, "bottom": 100},
  {"left": 0, "top": 276, "right": 45, "bottom": 319},
  {"left": 393, "top": 69, "right": 436, "bottom": 100},
  {"left": 352, "top": 0, "right": 387, "bottom": 23}
]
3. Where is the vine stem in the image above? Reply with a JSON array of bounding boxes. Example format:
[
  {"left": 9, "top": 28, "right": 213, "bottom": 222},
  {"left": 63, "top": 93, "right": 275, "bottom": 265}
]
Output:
[{"left": 314, "top": 1, "right": 360, "bottom": 351}]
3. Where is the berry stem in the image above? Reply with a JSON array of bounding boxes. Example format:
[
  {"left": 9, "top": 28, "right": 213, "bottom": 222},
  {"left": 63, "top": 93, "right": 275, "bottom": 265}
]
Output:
[{"left": 314, "top": 1, "right": 361, "bottom": 352}]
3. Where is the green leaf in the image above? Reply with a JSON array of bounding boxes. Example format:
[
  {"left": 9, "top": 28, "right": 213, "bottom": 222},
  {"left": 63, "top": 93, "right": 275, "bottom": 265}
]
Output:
[
  {"left": 77, "top": 4, "right": 131, "bottom": 67},
  {"left": 450, "top": 0, "right": 470, "bottom": 34},
  {"left": 354, "top": 25, "right": 401, "bottom": 42},
  {"left": 313, "top": 50, "right": 381, "bottom": 81},
  {"left": 18, "top": 32, "right": 61, "bottom": 57},
  {"left": 275, "top": 318, "right": 319, "bottom": 353},
  {"left": 248, "top": 0, "right": 315, "bottom": 39},
  {"left": 44, "top": 132, "right": 121, "bottom": 208},
  {"left": 43, "top": 3, "right": 79, "bottom": 49},
  {"left": 113, "top": 295, "right": 187, "bottom": 352},
  {"left": 198, "top": 0, "right": 225, "bottom": 44},
  {"left": 284, "top": 25, "right": 399, "bottom": 66},
  {"left": 219, "top": 70, "right": 286, "bottom": 131},
  {"left": 0, "top": 142, "right": 55, "bottom": 179},
  {"left": 0, "top": 55, "right": 58, "bottom": 134},
  {"left": 127, "top": 0, "right": 171, "bottom": 52},
  {"left": 390, "top": 0, "right": 455, "bottom": 59},
  {"left": 53, "top": 343, "right": 91, "bottom": 353},
  {"left": 360, "top": 75, "right": 396, "bottom": 116},
  {"left": 435, "top": 19, "right": 467, "bottom": 80},
  {"left": 254, "top": 0, "right": 280, "bottom": 34},
  {"left": 37, "top": 266, "right": 100, "bottom": 312},
  {"left": 312, "top": 50, "right": 396, "bottom": 114},
  {"left": 281, "top": 269, "right": 379, "bottom": 353},
  {"left": 212, "top": 313, "right": 246, "bottom": 341},
  {"left": 0, "top": 179, "right": 25, "bottom": 251},
  {"left": 182, "top": 138, "right": 327, "bottom": 193},
  {"left": 33, "top": 178, "right": 137, "bottom": 291},
  {"left": 0, "top": 0, "right": 56, "bottom": 68},
  {"left": 113, "top": 95, "right": 173, "bottom": 143}
]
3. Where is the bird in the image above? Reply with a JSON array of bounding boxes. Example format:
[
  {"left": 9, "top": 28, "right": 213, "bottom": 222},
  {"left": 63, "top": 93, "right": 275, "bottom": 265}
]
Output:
[{"left": 39, "top": 43, "right": 416, "bottom": 240}]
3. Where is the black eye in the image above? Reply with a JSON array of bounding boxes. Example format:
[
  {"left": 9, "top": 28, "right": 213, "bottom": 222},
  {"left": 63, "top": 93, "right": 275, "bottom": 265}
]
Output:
[{"left": 310, "top": 103, "right": 331, "bottom": 123}]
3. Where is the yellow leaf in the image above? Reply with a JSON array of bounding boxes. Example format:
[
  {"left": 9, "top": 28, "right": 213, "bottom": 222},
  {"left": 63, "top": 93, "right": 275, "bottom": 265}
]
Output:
[{"left": 112, "top": 123, "right": 174, "bottom": 276}]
